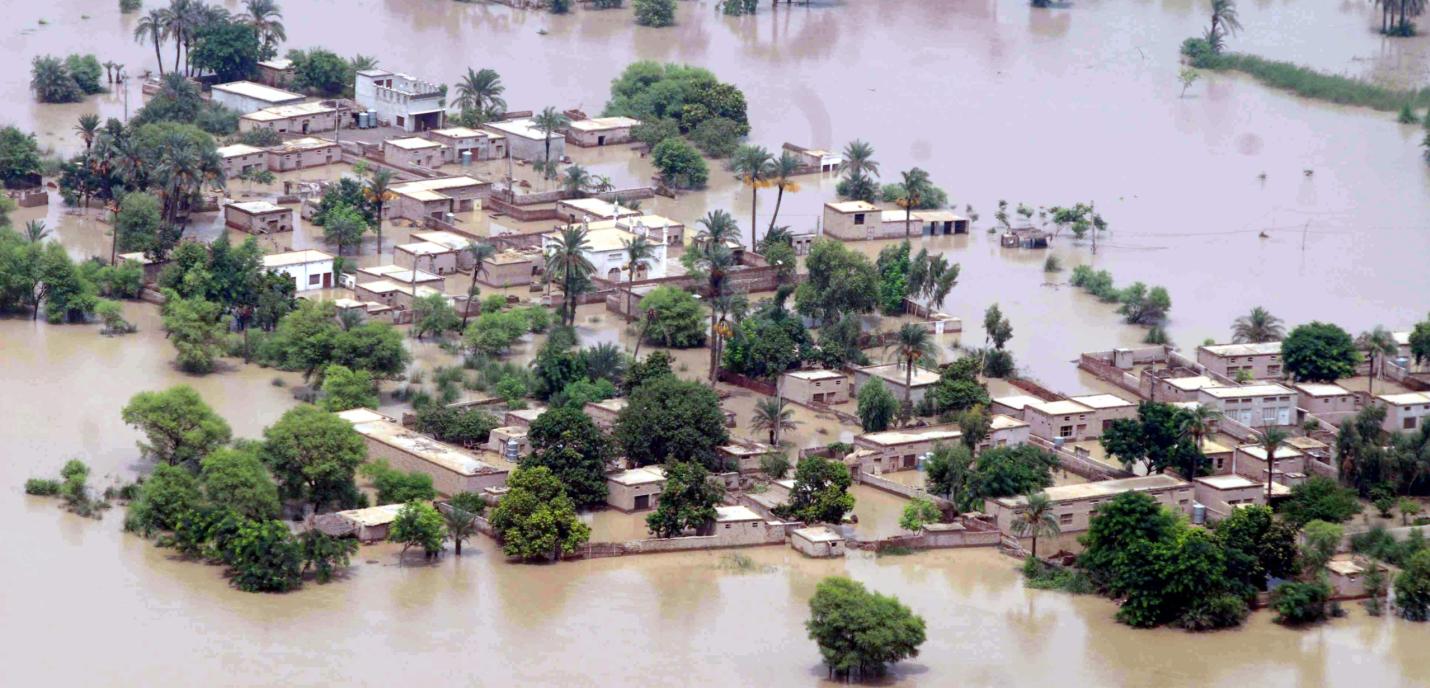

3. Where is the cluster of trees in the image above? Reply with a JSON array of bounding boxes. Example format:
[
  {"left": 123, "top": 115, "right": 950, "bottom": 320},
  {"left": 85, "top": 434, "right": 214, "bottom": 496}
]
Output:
[
  {"left": 833, "top": 141, "right": 952, "bottom": 222},
  {"left": 132, "top": 0, "right": 288, "bottom": 79},
  {"left": 605, "top": 62, "right": 749, "bottom": 185},
  {"left": 924, "top": 442, "right": 1059, "bottom": 512},
  {"left": 25, "top": 459, "right": 110, "bottom": 518},
  {"left": 1101, "top": 401, "right": 1215, "bottom": 477},
  {"left": 633, "top": 0, "right": 677, "bottom": 28},
  {"left": 1334, "top": 404, "right": 1430, "bottom": 499},
  {"left": 721, "top": 289, "right": 813, "bottom": 381},
  {"left": 0, "top": 225, "right": 112, "bottom": 324},
  {"left": 119, "top": 386, "right": 368, "bottom": 592},
  {"left": 30, "top": 54, "right": 106, "bottom": 103},
  {"left": 1069, "top": 265, "right": 1172, "bottom": 331},
  {"left": 1351, "top": 526, "right": 1430, "bottom": 620},
  {"left": 285, "top": 48, "right": 379, "bottom": 98},
  {"left": 805, "top": 576, "right": 926, "bottom": 681},
  {"left": 246, "top": 299, "right": 409, "bottom": 382}
]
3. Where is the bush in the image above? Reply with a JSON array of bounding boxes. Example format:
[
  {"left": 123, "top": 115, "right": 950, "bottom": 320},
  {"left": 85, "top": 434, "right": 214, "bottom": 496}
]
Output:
[
  {"left": 650, "top": 137, "right": 708, "bottom": 189},
  {"left": 25, "top": 478, "right": 62, "bottom": 496},
  {"left": 449, "top": 491, "right": 487, "bottom": 517},
  {"left": 638, "top": 286, "right": 707, "bottom": 348},
  {"left": 362, "top": 461, "right": 437, "bottom": 505},
  {"left": 1186, "top": 46, "right": 1430, "bottom": 112},
  {"left": 1176, "top": 593, "right": 1250, "bottom": 631},
  {"left": 1022, "top": 556, "right": 1095, "bottom": 594},
  {"left": 633, "top": 0, "right": 676, "bottom": 27},
  {"left": 1270, "top": 581, "right": 1331, "bottom": 625},
  {"left": 689, "top": 117, "right": 743, "bottom": 158},
  {"left": 1279, "top": 476, "right": 1363, "bottom": 526}
]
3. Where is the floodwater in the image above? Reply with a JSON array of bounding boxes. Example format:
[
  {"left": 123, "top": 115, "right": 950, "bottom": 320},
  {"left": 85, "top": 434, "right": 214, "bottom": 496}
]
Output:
[{"left": 6, "top": 0, "right": 1430, "bottom": 685}]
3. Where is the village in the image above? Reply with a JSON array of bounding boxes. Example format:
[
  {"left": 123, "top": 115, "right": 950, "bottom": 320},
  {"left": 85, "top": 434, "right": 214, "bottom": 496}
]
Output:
[{"left": 7, "top": 0, "right": 1430, "bottom": 684}]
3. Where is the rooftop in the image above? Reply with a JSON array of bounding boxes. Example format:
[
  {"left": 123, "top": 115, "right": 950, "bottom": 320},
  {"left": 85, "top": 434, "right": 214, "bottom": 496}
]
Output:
[
  {"left": 1199, "top": 384, "right": 1295, "bottom": 399},
  {"left": 545, "top": 226, "right": 643, "bottom": 254},
  {"left": 568, "top": 116, "right": 642, "bottom": 132},
  {"left": 267, "top": 136, "right": 337, "bottom": 154},
  {"left": 341, "top": 410, "right": 507, "bottom": 476},
  {"left": 228, "top": 200, "right": 286, "bottom": 214},
  {"left": 989, "top": 414, "right": 1029, "bottom": 431},
  {"left": 714, "top": 505, "right": 763, "bottom": 522},
  {"left": 785, "top": 369, "right": 846, "bottom": 381},
  {"left": 1378, "top": 392, "right": 1430, "bottom": 405},
  {"left": 557, "top": 197, "right": 641, "bottom": 220},
  {"left": 211, "top": 80, "right": 304, "bottom": 104},
  {"left": 1236, "top": 444, "right": 1305, "bottom": 461},
  {"left": 391, "top": 176, "right": 488, "bottom": 196},
  {"left": 396, "top": 241, "right": 457, "bottom": 256},
  {"left": 856, "top": 363, "right": 939, "bottom": 388},
  {"left": 336, "top": 503, "right": 405, "bottom": 528},
  {"left": 1031, "top": 400, "right": 1093, "bottom": 416},
  {"left": 826, "top": 200, "right": 879, "bottom": 214},
  {"left": 992, "top": 395, "right": 1045, "bottom": 411},
  {"left": 357, "top": 264, "right": 442, "bottom": 282},
  {"left": 1069, "top": 394, "right": 1135, "bottom": 410},
  {"left": 1285, "top": 436, "right": 1329, "bottom": 452},
  {"left": 793, "top": 525, "right": 844, "bottom": 543},
  {"left": 585, "top": 398, "right": 627, "bottom": 414},
  {"left": 607, "top": 466, "right": 666, "bottom": 487},
  {"left": 1194, "top": 474, "right": 1261, "bottom": 490},
  {"left": 262, "top": 249, "right": 332, "bottom": 268},
  {"left": 241, "top": 101, "right": 337, "bottom": 122},
  {"left": 485, "top": 118, "right": 563, "bottom": 141},
  {"left": 1164, "top": 375, "right": 1224, "bottom": 392},
  {"left": 488, "top": 249, "right": 541, "bottom": 265},
  {"left": 385, "top": 136, "right": 444, "bottom": 151},
  {"left": 217, "top": 143, "right": 264, "bottom": 157},
  {"left": 718, "top": 442, "right": 775, "bottom": 457},
  {"left": 428, "top": 126, "right": 489, "bottom": 139},
  {"left": 258, "top": 58, "right": 293, "bottom": 70},
  {"left": 997, "top": 474, "right": 1189, "bottom": 506},
  {"left": 1327, "top": 557, "right": 1365, "bottom": 577},
  {"left": 411, "top": 230, "right": 473, "bottom": 250},
  {"left": 1200, "top": 342, "right": 1283, "bottom": 357},
  {"left": 857, "top": 424, "right": 962, "bottom": 447},
  {"left": 1294, "top": 383, "right": 1352, "bottom": 398}
]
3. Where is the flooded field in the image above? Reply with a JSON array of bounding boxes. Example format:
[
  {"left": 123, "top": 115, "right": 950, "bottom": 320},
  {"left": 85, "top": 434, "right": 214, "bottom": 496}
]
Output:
[{"left": 5, "top": 0, "right": 1430, "bottom": 685}]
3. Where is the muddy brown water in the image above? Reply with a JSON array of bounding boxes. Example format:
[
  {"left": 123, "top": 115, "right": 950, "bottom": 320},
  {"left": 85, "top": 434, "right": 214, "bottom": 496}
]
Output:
[{"left": 5, "top": 1, "right": 1430, "bottom": 685}]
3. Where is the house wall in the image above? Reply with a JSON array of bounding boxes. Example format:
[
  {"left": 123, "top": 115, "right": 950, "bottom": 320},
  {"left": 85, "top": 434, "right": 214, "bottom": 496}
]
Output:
[
  {"left": 583, "top": 403, "right": 622, "bottom": 432},
  {"left": 480, "top": 257, "right": 540, "bottom": 287},
  {"left": 1194, "top": 482, "right": 1267, "bottom": 520},
  {"left": 361, "top": 435, "right": 508, "bottom": 495},
  {"left": 220, "top": 152, "right": 267, "bottom": 178},
  {"left": 1230, "top": 447, "right": 1308, "bottom": 484},
  {"left": 778, "top": 373, "right": 849, "bottom": 405},
  {"left": 1299, "top": 392, "right": 1358, "bottom": 422},
  {"left": 852, "top": 437, "right": 946, "bottom": 474},
  {"left": 211, "top": 89, "right": 298, "bottom": 115},
  {"left": 606, "top": 479, "right": 664, "bottom": 512},
  {"left": 987, "top": 485, "right": 1195, "bottom": 535},
  {"left": 394, "top": 248, "right": 460, "bottom": 275},
  {"left": 982, "top": 424, "right": 1031, "bottom": 451},
  {"left": 1197, "top": 349, "right": 1284, "bottom": 380},
  {"left": 1025, "top": 407, "right": 1094, "bottom": 442},
  {"left": 497, "top": 131, "right": 565, "bottom": 163},
  {"left": 266, "top": 144, "right": 338, "bottom": 171},
  {"left": 1379, "top": 401, "right": 1430, "bottom": 433},
  {"left": 568, "top": 126, "right": 633, "bottom": 147},
  {"left": 384, "top": 143, "right": 445, "bottom": 170},
  {"left": 1198, "top": 390, "right": 1297, "bottom": 428},
  {"left": 791, "top": 533, "right": 845, "bottom": 558},
  {"left": 223, "top": 206, "right": 294, "bottom": 234},
  {"left": 822, "top": 208, "right": 874, "bottom": 241},
  {"left": 850, "top": 369, "right": 932, "bottom": 406},
  {"left": 268, "top": 259, "right": 334, "bottom": 293},
  {"left": 239, "top": 110, "right": 339, "bottom": 135}
]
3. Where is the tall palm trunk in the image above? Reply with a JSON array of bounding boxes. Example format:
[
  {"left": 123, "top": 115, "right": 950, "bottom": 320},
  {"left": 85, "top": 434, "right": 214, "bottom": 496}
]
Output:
[
  {"left": 153, "top": 35, "right": 165, "bottom": 76},
  {"left": 625, "top": 266, "right": 635, "bottom": 323},
  {"left": 462, "top": 272, "right": 477, "bottom": 329},
  {"left": 905, "top": 205, "right": 913, "bottom": 239},
  {"left": 767, "top": 186, "right": 785, "bottom": 235},
  {"left": 749, "top": 187, "right": 758, "bottom": 251},
  {"left": 709, "top": 307, "right": 719, "bottom": 384},
  {"left": 904, "top": 355, "right": 914, "bottom": 406},
  {"left": 374, "top": 202, "right": 384, "bottom": 257},
  {"left": 173, "top": 33, "right": 182, "bottom": 74}
]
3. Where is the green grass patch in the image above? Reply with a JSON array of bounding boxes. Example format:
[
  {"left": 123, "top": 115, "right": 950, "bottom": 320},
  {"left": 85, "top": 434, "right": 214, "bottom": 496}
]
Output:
[
  {"left": 1183, "top": 38, "right": 1430, "bottom": 112},
  {"left": 1022, "top": 556, "right": 1094, "bottom": 594}
]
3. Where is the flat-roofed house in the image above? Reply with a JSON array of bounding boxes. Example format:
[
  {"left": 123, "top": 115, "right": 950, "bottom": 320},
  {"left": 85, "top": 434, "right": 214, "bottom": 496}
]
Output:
[
  {"left": 606, "top": 466, "right": 666, "bottom": 511},
  {"left": 717, "top": 441, "right": 778, "bottom": 473},
  {"left": 1231, "top": 443, "right": 1307, "bottom": 485},
  {"left": 355, "top": 264, "right": 445, "bottom": 289},
  {"left": 483, "top": 118, "right": 566, "bottom": 162},
  {"left": 225, "top": 200, "right": 293, "bottom": 234},
  {"left": 711, "top": 505, "right": 775, "bottom": 545},
  {"left": 321, "top": 503, "right": 405, "bottom": 543},
  {"left": 1067, "top": 394, "right": 1139, "bottom": 435},
  {"left": 265, "top": 136, "right": 339, "bottom": 171},
  {"left": 1197, "top": 342, "right": 1284, "bottom": 381},
  {"left": 1193, "top": 474, "right": 1272, "bottom": 521},
  {"left": 989, "top": 395, "right": 1046, "bottom": 420},
  {"left": 239, "top": 101, "right": 340, "bottom": 135},
  {"left": 852, "top": 425, "right": 963, "bottom": 473},
  {"left": 582, "top": 398, "right": 627, "bottom": 432},
  {"left": 503, "top": 407, "right": 546, "bottom": 428},
  {"left": 555, "top": 197, "right": 641, "bottom": 223},
  {"left": 851, "top": 363, "right": 940, "bottom": 406},
  {"left": 479, "top": 248, "right": 545, "bottom": 288},
  {"left": 353, "top": 279, "right": 448, "bottom": 311},
  {"left": 791, "top": 525, "right": 846, "bottom": 558},
  {"left": 566, "top": 116, "right": 641, "bottom": 147},
  {"left": 779, "top": 369, "right": 849, "bottom": 405},
  {"left": 210, "top": 80, "right": 304, "bottom": 114},
  {"left": 585, "top": 214, "right": 685, "bottom": 253},
  {"left": 387, "top": 176, "right": 491, "bottom": 222},
  {"left": 1197, "top": 384, "right": 1297, "bottom": 428},
  {"left": 262, "top": 249, "right": 334, "bottom": 292},
  {"left": 1294, "top": 383, "right": 1358, "bottom": 423},
  {"left": 256, "top": 58, "right": 293, "bottom": 88},
  {"left": 1146, "top": 374, "right": 1226, "bottom": 403},
  {"left": 425, "top": 127, "right": 506, "bottom": 163},
  {"left": 394, "top": 241, "right": 461, "bottom": 275},
  {"left": 487, "top": 426, "right": 530, "bottom": 459},
  {"left": 1023, "top": 399, "right": 1095, "bottom": 442},
  {"left": 354, "top": 69, "right": 446, "bottom": 132},
  {"left": 217, "top": 143, "right": 266, "bottom": 178},
  {"left": 337, "top": 408, "right": 512, "bottom": 495},
  {"left": 383, "top": 136, "right": 445, "bottom": 169},
  {"left": 983, "top": 414, "right": 1032, "bottom": 451},
  {"left": 410, "top": 231, "right": 478, "bottom": 269},
  {"left": 542, "top": 225, "right": 667, "bottom": 283},
  {"left": 821, "top": 200, "right": 880, "bottom": 241},
  {"left": 1375, "top": 392, "right": 1430, "bottom": 433},
  {"left": 985, "top": 474, "right": 1194, "bottom": 536}
]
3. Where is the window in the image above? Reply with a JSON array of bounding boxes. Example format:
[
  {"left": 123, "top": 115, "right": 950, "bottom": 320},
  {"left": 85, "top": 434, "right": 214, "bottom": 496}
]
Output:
[
  {"left": 1407, "top": 417, "right": 1419, "bottom": 430},
  {"left": 1059, "top": 425, "right": 1073, "bottom": 438},
  {"left": 724, "top": 524, "right": 731, "bottom": 530},
  {"left": 1268, "top": 365, "right": 1281, "bottom": 375},
  {"left": 1058, "top": 513, "right": 1073, "bottom": 525},
  {"left": 308, "top": 274, "right": 320, "bottom": 286},
  {"left": 853, "top": 213, "right": 866, "bottom": 225}
]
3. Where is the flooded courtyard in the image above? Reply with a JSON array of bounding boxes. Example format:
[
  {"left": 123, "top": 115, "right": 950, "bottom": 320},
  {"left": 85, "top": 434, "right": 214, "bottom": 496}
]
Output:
[{"left": 4, "top": 0, "right": 1430, "bottom": 685}]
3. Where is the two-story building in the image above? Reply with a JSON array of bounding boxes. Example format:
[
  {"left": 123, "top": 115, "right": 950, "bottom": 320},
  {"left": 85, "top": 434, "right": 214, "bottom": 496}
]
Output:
[
  {"left": 425, "top": 126, "right": 506, "bottom": 163},
  {"left": 354, "top": 69, "right": 446, "bottom": 132},
  {"left": 1196, "top": 384, "right": 1297, "bottom": 428},
  {"left": 484, "top": 117, "right": 567, "bottom": 163},
  {"left": 778, "top": 369, "right": 849, "bottom": 405},
  {"left": 1197, "top": 342, "right": 1284, "bottom": 381},
  {"left": 986, "top": 474, "right": 1194, "bottom": 537},
  {"left": 1376, "top": 392, "right": 1430, "bottom": 433},
  {"left": 261, "top": 249, "right": 334, "bottom": 292}
]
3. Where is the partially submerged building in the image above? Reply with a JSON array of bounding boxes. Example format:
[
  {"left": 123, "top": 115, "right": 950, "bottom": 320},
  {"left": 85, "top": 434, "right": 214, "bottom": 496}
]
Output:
[
  {"left": 583, "top": 398, "right": 627, "bottom": 432},
  {"left": 239, "top": 101, "right": 340, "bottom": 135},
  {"left": 717, "top": 440, "right": 778, "bottom": 474},
  {"left": 387, "top": 176, "right": 491, "bottom": 222},
  {"left": 565, "top": 116, "right": 641, "bottom": 147},
  {"left": 265, "top": 136, "right": 339, "bottom": 171},
  {"left": 224, "top": 200, "right": 293, "bottom": 234},
  {"left": 820, "top": 200, "right": 880, "bottom": 241},
  {"left": 338, "top": 408, "right": 511, "bottom": 495},
  {"left": 210, "top": 80, "right": 304, "bottom": 114},
  {"left": 555, "top": 197, "right": 641, "bottom": 223},
  {"left": 318, "top": 503, "right": 406, "bottom": 543},
  {"left": 851, "top": 425, "right": 962, "bottom": 473},
  {"left": 355, "top": 69, "right": 446, "bottom": 132},
  {"left": 478, "top": 248, "right": 545, "bottom": 288},
  {"left": 1196, "top": 384, "right": 1297, "bottom": 428},
  {"left": 1197, "top": 342, "right": 1283, "bottom": 381},
  {"left": 484, "top": 118, "right": 566, "bottom": 162},
  {"left": 542, "top": 224, "right": 667, "bottom": 283},
  {"left": 790, "top": 526, "right": 846, "bottom": 558},
  {"left": 986, "top": 474, "right": 1194, "bottom": 536},
  {"left": 606, "top": 466, "right": 666, "bottom": 512},
  {"left": 851, "top": 363, "right": 939, "bottom": 406},
  {"left": 425, "top": 126, "right": 505, "bottom": 163},
  {"left": 383, "top": 136, "right": 445, "bottom": 170},
  {"left": 265, "top": 250, "right": 335, "bottom": 292},
  {"left": 1193, "top": 474, "right": 1271, "bottom": 521},
  {"left": 394, "top": 241, "right": 462, "bottom": 276},
  {"left": 355, "top": 264, "right": 444, "bottom": 289},
  {"left": 217, "top": 143, "right": 266, "bottom": 178},
  {"left": 778, "top": 369, "right": 849, "bottom": 405}
]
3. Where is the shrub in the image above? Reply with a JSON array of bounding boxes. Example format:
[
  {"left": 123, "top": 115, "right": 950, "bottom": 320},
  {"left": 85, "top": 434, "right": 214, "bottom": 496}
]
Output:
[
  {"left": 633, "top": 0, "right": 676, "bottom": 27},
  {"left": 1022, "top": 556, "right": 1095, "bottom": 594},
  {"left": 25, "top": 478, "right": 62, "bottom": 496},
  {"left": 689, "top": 117, "right": 743, "bottom": 158},
  {"left": 1269, "top": 581, "right": 1331, "bottom": 625},
  {"left": 650, "top": 137, "right": 708, "bottom": 189},
  {"left": 1176, "top": 593, "right": 1250, "bottom": 631}
]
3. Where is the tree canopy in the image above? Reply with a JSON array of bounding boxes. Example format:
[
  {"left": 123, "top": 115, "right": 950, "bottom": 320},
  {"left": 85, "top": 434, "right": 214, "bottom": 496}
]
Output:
[
  {"left": 489, "top": 466, "right": 591, "bottom": 562},
  {"left": 805, "top": 576, "right": 926, "bottom": 681},
  {"left": 778, "top": 457, "right": 854, "bottom": 525},
  {"left": 614, "top": 375, "right": 729, "bottom": 469},
  {"left": 1283, "top": 322, "right": 1359, "bottom": 382},
  {"left": 260, "top": 405, "right": 366, "bottom": 512},
  {"left": 121, "top": 386, "right": 233, "bottom": 468},
  {"left": 524, "top": 407, "right": 615, "bottom": 509}
]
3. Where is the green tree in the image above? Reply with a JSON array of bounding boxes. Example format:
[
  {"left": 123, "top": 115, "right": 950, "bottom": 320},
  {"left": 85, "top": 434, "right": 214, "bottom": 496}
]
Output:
[
  {"left": 286, "top": 48, "right": 353, "bottom": 97},
  {"left": 1396, "top": 549, "right": 1430, "bottom": 621},
  {"left": 883, "top": 322, "right": 939, "bottom": 407},
  {"left": 639, "top": 285, "right": 707, "bottom": 348},
  {"left": 223, "top": 518, "right": 304, "bottom": 592},
  {"left": 1269, "top": 581, "right": 1332, "bottom": 625},
  {"left": 114, "top": 192, "right": 164, "bottom": 260},
  {"left": 899, "top": 497, "right": 942, "bottom": 532},
  {"left": 363, "top": 167, "right": 397, "bottom": 256},
  {"left": 1100, "top": 402, "right": 1202, "bottom": 475},
  {"left": 875, "top": 241, "right": 912, "bottom": 315},
  {"left": 924, "top": 443, "right": 976, "bottom": 508},
  {"left": 524, "top": 407, "right": 614, "bottom": 509},
  {"left": 968, "top": 445, "right": 1059, "bottom": 503},
  {"left": 31, "top": 55, "right": 83, "bottom": 103},
  {"left": 1283, "top": 322, "right": 1359, "bottom": 382},
  {"left": 1012, "top": 492, "right": 1061, "bottom": 558},
  {"left": 892, "top": 167, "right": 932, "bottom": 239},
  {"left": 1231, "top": 306, "right": 1285, "bottom": 343},
  {"left": 414, "top": 406, "right": 499, "bottom": 446},
  {"left": 442, "top": 505, "right": 479, "bottom": 556},
  {"left": 647, "top": 461, "right": 725, "bottom": 537},
  {"left": 633, "top": 0, "right": 677, "bottom": 27},
  {"left": 615, "top": 375, "right": 729, "bottom": 468},
  {"left": 160, "top": 290, "right": 227, "bottom": 373},
  {"left": 1279, "top": 476, "right": 1363, "bottom": 526},
  {"left": 454, "top": 67, "right": 506, "bottom": 119},
  {"left": 134, "top": 8, "right": 170, "bottom": 76},
  {"left": 361, "top": 461, "right": 436, "bottom": 504},
  {"left": 650, "top": 137, "right": 708, "bottom": 189},
  {"left": 319, "top": 364, "right": 378, "bottom": 412},
  {"left": 489, "top": 466, "right": 591, "bottom": 562},
  {"left": 390, "top": 500, "right": 446, "bottom": 559},
  {"left": 201, "top": 446, "right": 281, "bottom": 520},
  {"left": 857, "top": 378, "right": 899, "bottom": 433},
  {"left": 1213, "top": 505, "right": 1298, "bottom": 596},
  {"left": 412, "top": 293, "right": 460, "bottom": 340},
  {"left": 260, "top": 405, "right": 366, "bottom": 512},
  {"left": 806, "top": 577, "right": 926, "bottom": 681},
  {"left": 298, "top": 528, "right": 358, "bottom": 583},
  {"left": 1409, "top": 314, "right": 1430, "bottom": 367},
  {"left": 189, "top": 21, "right": 261, "bottom": 82},
  {"left": 545, "top": 223, "right": 595, "bottom": 327},
  {"left": 795, "top": 239, "right": 879, "bottom": 325},
  {"left": 121, "top": 385, "right": 233, "bottom": 468},
  {"left": 533, "top": 106, "right": 569, "bottom": 179},
  {"left": 1357, "top": 326, "right": 1399, "bottom": 396},
  {"left": 1301, "top": 520, "right": 1344, "bottom": 575},
  {"left": 751, "top": 397, "right": 798, "bottom": 446},
  {"left": 1117, "top": 282, "right": 1173, "bottom": 325},
  {"left": 778, "top": 457, "right": 854, "bottom": 524},
  {"left": 124, "top": 464, "right": 203, "bottom": 535},
  {"left": 320, "top": 202, "right": 368, "bottom": 256},
  {"left": 730, "top": 144, "right": 775, "bottom": 249}
]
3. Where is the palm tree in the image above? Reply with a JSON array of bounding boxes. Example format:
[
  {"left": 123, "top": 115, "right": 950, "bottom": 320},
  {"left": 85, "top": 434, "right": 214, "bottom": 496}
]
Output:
[
  {"left": 923, "top": 255, "right": 959, "bottom": 314},
  {"left": 1258, "top": 427, "right": 1289, "bottom": 505},
  {"left": 74, "top": 114, "right": 101, "bottom": 155},
  {"left": 766, "top": 151, "right": 801, "bottom": 236},
  {"left": 1178, "top": 405, "right": 1222, "bottom": 478},
  {"left": 239, "top": 0, "right": 286, "bottom": 56},
  {"left": 545, "top": 224, "right": 595, "bottom": 327},
  {"left": 562, "top": 164, "right": 592, "bottom": 197},
  {"left": 1357, "top": 326, "right": 1399, "bottom": 396},
  {"left": 730, "top": 145, "right": 775, "bottom": 250},
  {"left": 838, "top": 139, "right": 879, "bottom": 179},
  {"left": 134, "top": 8, "right": 170, "bottom": 76},
  {"left": 165, "top": 0, "right": 195, "bottom": 75},
  {"left": 1231, "top": 306, "right": 1285, "bottom": 343},
  {"left": 688, "top": 210, "right": 741, "bottom": 383},
  {"left": 752, "top": 396, "right": 798, "bottom": 445},
  {"left": 454, "top": 67, "right": 506, "bottom": 116},
  {"left": 1207, "top": 0, "right": 1242, "bottom": 52},
  {"left": 533, "top": 107, "right": 569, "bottom": 180},
  {"left": 883, "top": 323, "right": 939, "bottom": 407},
  {"left": 621, "top": 234, "right": 655, "bottom": 323},
  {"left": 896, "top": 167, "right": 932, "bottom": 239},
  {"left": 442, "top": 506, "right": 478, "bottom": 556},
  {"left": 23, "top": 220, "right": 51, "bottom": 244},
  {"left": 462, "top": 241, "right": 496, "bottom": 330},
  {"left": 364, "top": 168, "right": 396, "bottom": 257},
  {"left": 1013, "top": 492, "right": 1060, "bottom": 559}
]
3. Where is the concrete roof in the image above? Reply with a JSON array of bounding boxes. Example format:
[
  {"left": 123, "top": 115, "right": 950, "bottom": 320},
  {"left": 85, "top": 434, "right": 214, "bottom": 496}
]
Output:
[
  {"left": 242, "top": 101, "right": 336, "bottom": 122},
  {"left": 1030, "top": 400, "right": 1093, "bottom": 416},
  {"left": 1327, "top": 557, "right": 1365, "bottom": 576},
  {"left": 385, "top": 136, "right": 443, "bottom": 150},
  {"left": 793, "top": 525, "right": 844, "bottom": 543},
  {"left": 857, "top": 424, "right": 962, "bottom": 447},
  {"left": 1164, "top": 375, "right": 1224, "bottom": 392},
  {"left": 568, "top": 116, "right": 641, "bottom": 131},
  {"left": 1378, "top": 392, "right": 1430, "bottom": 405},
  {"left": 989, "top": 414, "right": 1029, "bottom": 430},
  {"left": 1200, "top": 342, "right": 1282, "bottom": 357},
  {"left": 557, "top": 197, "right": 640, "bottom": 220},
  {"left": 484, "top": 118, "right": 563, "bottom": 140},
  {"left": 1194, "top": 474, "right": 1261, "bottom": 490},
  {"left": 785, "top": 369, "right": 846, "bottom": 381},
  {"left": 336, "top": 503, "right": 405, "bottom": 528},
  {"left": 1285, "top": 436, "right": 1328, "bottom": 451},
  {"left": 1069, "top": 394, "right": 1135, "bottom": 410},
  {"left": 1236, "top": 444, "right": 1305, "bottom": 461},
  {"left": 342, "top": 411, "right": 506, "bottom": 476},
  {"left": 714, "top": 505, "right": 763, "bottom": 522},
  {"left": 429, "top": 126, "right": 489, "bottom": 138},
  {"left": 992, "top": 395, "right": 1046, "bottom": 411},
  {"left": 585, "top": 398, "right": 627, "bottom": 414},
  {"left": 1294, "top": 383, "right": 1352, "bottom": 398},
  {"left": 488, "top": 249, "right": 541, "bottom": 265},
  {"left": 997, "top": 474, "right": 1189, "bottom": 507},
  {"left": 211, "top": 80, "right": 304, "bottom": 103},
  {"left": 357, "top": 264, "right": 442, "bottom": 282},
  {"left": 228, "top": 200, "right": 287, "bottom": 214},
  {"left": 395, "top": 241, "right": 457, "bottom": 255},
  {"left": 1199, "top": 384, "right": 1294, "bottom": 399},
  {"left": 544, "top": 226, "right": 642, "bottom": 254},
  {"left": 117, "top": 252, "right": 153, "bottom": 265},
  {"left": 258, "top": 58, "right": 293, "bottom": 70},
  {"left": 262, "top": 249, "right": 332, "bottom": 268},
  {"left": 411, "top": 230, "right": 474, "bottom": 250},
  {"left": 267, "top": 136, "right": 337, "bottom": 154},
  {"left": 825, "top": 200, "right": 879, "bottom": 214},
  {"left": 217, "top": 143, "right": 264, "bottom": 157},
  {"left": 857, "top": 363, "right": 939, "bottom": 388},
  {"left": 607, "top": 466, "right": 666, "bottom": 487},
  {"left": 392, "top": 176, "right": 487, "bottom": 196},
  {"left": 718, "top": 442, "right": 775, "bottom": 457}
]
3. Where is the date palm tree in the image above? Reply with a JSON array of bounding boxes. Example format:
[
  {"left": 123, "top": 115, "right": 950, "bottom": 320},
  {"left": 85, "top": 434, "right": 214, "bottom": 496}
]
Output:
[
  {"left": 363, "top": 168, "right": 397, "bottom": 257},
  {"left": 1357, "top": 326, "right": 1399, "bottom": 397},
  {"left": 922, "top": 254, "right": 959, "bottom": 315},
  {"left": 1258, "top": 427, "right": 1289, "bottom": 504},
  {"left": 23, "top": 220, "right": 51, "bottom": 244},
  {"left": 134, "top": 8, "right": 170, "bottom": 75},
  {"left": 730, "top": 144, "right": 775, "bottom": 250},
  {"left": 165, "top": 0, "right": 196, "bottom": 75},
  {"left": 1013, "top": 492, "right": 1060, "bottom": 559},
  {"left": 895, "top": 167, "right": 932, "bottom": 239},
  {"left": 545, "top": 223, "right": 595, "bottom": 327},
  {"left": 454, "top": 67, "right": 506, "bottom": 117},
  {"left": 462, "top": 241, "right": 496, "bottom": 330},
  {"left": 766, "top": 151, "right": 801, "bottom": 236},
  {"left": 75, "top": 114, "right": 100, "bottom": 154},
  {"left": 620, "top": 234, "right": 655, "bottom": 323},
  {"left": 1207, "top": 0, "right": 1242, "bottom": 52},
  {"left": 752, "top": 396, "right": 798, "bottom": 445},
  {"left": 884, "top": 323, "right": 939, "bottom": 406},
  {"left": 837, "top": 139, "right": 879, "bottom": 179},
  {"left": 240, "top": 0, "right": 286, "bottom": 58},
  {"left": 533, "top": 107, "right": 569, "bottom": 180},
  {"left": 687, "top": 210, "right": 740, "bottom": 383},
  {"left": 1178, "top": 404, "right": 1222, "bottom": 478},
  {"left": 1231, "top": 306, "right": 1284, "bottom": 343},
  {"left": 562, "top": 164, "right": 593, "bottom": 198},
  {"left": 442, "top": 506, "right": 478, "bottom": 556}
]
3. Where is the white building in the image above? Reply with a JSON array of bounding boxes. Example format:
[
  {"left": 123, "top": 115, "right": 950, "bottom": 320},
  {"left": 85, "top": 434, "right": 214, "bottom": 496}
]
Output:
[
  {"left": 1376, "top": 392, "right": 1430, "bottom": 433},
  {"left": 262, "top": 249, "right": 335, "bottom": 292},
  {"left": 484, "top": 118, "right": 567, "bottom": 163},
  {"left": 543, "top": 224, "right": 668, "bottom": 283},
  {"left": 354, "top": 69, "right": 446, "bottom": 132},
  {"left": 209, "top": 81, "right": 305, "bottom": 115},
  {"left": 1196, "top": 384, "right": 1297, "bottom": 428}
]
